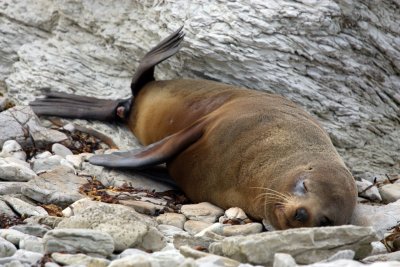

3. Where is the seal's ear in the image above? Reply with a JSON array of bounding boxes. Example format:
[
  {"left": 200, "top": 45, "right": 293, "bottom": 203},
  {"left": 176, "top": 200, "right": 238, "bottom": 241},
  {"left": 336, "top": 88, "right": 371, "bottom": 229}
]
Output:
[{"left": 89, "top": 121, "right": 204, "bottom": 169}]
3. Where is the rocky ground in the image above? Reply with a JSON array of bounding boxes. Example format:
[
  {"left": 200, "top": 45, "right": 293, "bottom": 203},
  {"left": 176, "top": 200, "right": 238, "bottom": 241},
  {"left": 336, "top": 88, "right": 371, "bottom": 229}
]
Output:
[
  {"left": 0, "top": 104, "right": 400, "bottom": 267},
  {"left": 1, "top": 0, "right": 400, "bottom": 266}
]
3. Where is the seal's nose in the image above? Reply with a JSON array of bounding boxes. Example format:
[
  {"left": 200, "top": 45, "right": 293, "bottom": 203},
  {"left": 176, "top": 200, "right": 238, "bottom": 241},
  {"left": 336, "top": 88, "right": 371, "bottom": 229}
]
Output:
[{"left": 294, "top": 207, "right": 309, "bottom": 222}]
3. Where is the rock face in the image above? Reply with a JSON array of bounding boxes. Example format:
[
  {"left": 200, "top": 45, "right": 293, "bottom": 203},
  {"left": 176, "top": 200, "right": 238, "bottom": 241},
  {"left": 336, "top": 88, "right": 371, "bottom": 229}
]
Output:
[{"left": 0, "top": 0, "right": 399, "bottom": 179}]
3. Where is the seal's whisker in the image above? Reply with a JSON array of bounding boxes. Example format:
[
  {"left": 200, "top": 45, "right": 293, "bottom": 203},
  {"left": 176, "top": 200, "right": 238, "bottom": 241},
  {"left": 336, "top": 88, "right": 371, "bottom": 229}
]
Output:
[
  {"left": 255, "top": 192, "right": 290, "bottom": 203},
  {"left": 256, "top": 192, "right": 290, "bottom": 202},
  {"left": 252, "top": 186, "right": 293, "bottom": 200}
]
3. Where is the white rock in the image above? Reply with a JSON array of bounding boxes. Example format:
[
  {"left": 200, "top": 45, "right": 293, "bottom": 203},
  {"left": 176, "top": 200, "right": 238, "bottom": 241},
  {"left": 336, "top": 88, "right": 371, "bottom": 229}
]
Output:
[
  {"left": 0, "top": 237, "right": 17, "bottom": 257},
  {"left": 273, "top": 253, "right": 297, "bottom": 267},
  {"left": 34, "top": 151, "right": 52, "bottom": 159},
  {"left": 0, "top": 140, "right": 26, "bottom": 161},
  {"left": 19, "top": 235, "right": 44, "bottom": 253},
  {"left": 32, "top": 154, "right": 64, "bottom": 173},
  {"left": 65, "top": 154, "right": 84, "bottom": 169},
  {"left": 181, "top": 202, "right": 224, "bottom": 223},
  {"left": 43, "top": 229, "right": 114, "bottom": 257},
  {"left": 369, "top": 241, "right": 388, "bottom": 256},
  {"left": 0, "top": 157, "right": 37, "bottom": 181},
  {"left": 356, "top": 179, "right": 382, "bottom": 202},
  {"left": 219, "top": 207, "right": 249, "bottom": 224},
  {"left": 157, "top": 213, "right": 187, "bottom": 229},
  {"left": 51, "top": 252, "right": 110, "bottom": 267},
  {"left": 379, "top": 184, "right": 400, "bottom": 203},
  {"left": 116, "top": 248, "right": 149, "bottom": 258},
  {"left": 0, "top": 249, "right": 43, "bottom": 266},
  {"left": 110, "top": 248, "right": 185, "bottom": 267},
  {"left": 60, "top": 158, "right": 75, "bottom": 171},
  {"left": 62, "top": 123, "right": 75, "bottom": 132},
  {"left": 157, "top": 224, "right": 187, "bottom": 242},
  {"left": 0, "top": 229, "right": 29, "bottom": 245},
  {"left": 184, "top": 220, "right": 214, "bottom": 235},
  {"left": 51, "top": 143, "right": 73, "bottom": 158}
]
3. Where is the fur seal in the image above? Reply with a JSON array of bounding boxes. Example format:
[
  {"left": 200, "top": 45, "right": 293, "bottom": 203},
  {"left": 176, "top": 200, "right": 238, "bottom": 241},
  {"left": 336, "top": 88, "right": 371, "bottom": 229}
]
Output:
[{"left": 30, "top": 27, "right": 357, "bottom": 229}]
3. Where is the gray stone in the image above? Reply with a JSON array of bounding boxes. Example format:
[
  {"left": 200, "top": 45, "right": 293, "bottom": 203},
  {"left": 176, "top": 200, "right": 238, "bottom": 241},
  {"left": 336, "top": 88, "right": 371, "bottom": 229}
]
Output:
[
  {"left": 24, "top": 215, "right": 63, "bottom": 228},
  {"left": 0, "top": 140, "right": 26, "bottom": 161},
  {"left": 21, "top": 166, "right": 85, "bottom": 207},
  {"left": 51, "top": 252, "right": 110, "bottom": 267},
  {"left": 221, "top": 222, "right": 263, "bottom": 237},
  {"left": 181, "top": 202, "right": 224, "bottom": 223},
  {"left": 43, "top": 228, "right": 114, "bottom": 256},
  {"left": 0, "top": 182, "right": 24, "bottom": 195},
  {"left": 157, "top": 213, "right": 187, "bottom": 229},
  {"left": 51, "top": 143, "right": 73, "bottom": 158},
  {"left": 0, "top": 249, "right": 43, "bottom": 266},
  {"left": 0, "top": 157, "right": 37, "bottom": 181},
  {"left": 356, "top": 179, "right": 382, "bottom": 202},
  {"left": 209, "top": 226, "right": 378, "bottom": 265},
  {"left": 1, "top": 196, "right": 47, "bottom": 217},
  {"left": 379, "top": 184, "right": 400, "bottom": 203},
  {"left": 0, "top": 237, "right": 17, "bottom": 257},
  {"left": 0, "top": 229, "right": 29, "bottom": 245},
  {"left": 352, "top": 200, "right": 400, "bottom": 239},
  {"left": 32, "top": 154, "right": 65, "bottom": 173},
  {"left": 184, "top": 220, "right": 214, "bottom": 235},
  {"left": 0, "top": 106, "right": 67, "bottom": 149},
  {"left": 19, "top": 235, "right": 44, "bottom": 253},
  {"left": 10, "top": 224, "right": 51, "bottom": 237},
  {"left": 0, "top": 199, "right": 18, "bottom": 218},
  {"left": 173, "top": 230, "right": 224, "bottom": 250},
  {"left": 57, "top": 200, "right": 166, "bottom": 252},
  {"left": 118, "top": 199, "right": 163, "bottom": 216}
]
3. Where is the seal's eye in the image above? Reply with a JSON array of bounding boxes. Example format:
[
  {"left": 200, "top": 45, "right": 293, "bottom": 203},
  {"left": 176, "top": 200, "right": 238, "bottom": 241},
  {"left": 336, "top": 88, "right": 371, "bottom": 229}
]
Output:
[
  {"left": 319, "top": 216, "right": 333, "bottom": 227},
  {"left": 294, "top": 207, "right": 309, "bottom": 222}
]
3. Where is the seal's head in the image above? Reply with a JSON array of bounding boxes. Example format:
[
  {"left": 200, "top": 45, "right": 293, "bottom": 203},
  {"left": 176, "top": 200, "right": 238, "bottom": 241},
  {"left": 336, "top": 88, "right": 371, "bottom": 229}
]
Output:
[{"left": 262, "top": 162, "right": 357, "bottom": 230}]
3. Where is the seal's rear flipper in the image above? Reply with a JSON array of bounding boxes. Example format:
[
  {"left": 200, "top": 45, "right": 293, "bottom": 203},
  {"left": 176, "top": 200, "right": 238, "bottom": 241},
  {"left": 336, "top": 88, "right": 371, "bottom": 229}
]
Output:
[
  {"left": 30, "top": 92, "right": 131, "bottom": 121},
  {"left": 131, "top": 26, "right": 185, "bottom": 96},
  {"left": 89, "top": 120, "right": 203, "bottom": 169},
  {"left": 30, "top": 27, "right": 184, "bottom": 120}
]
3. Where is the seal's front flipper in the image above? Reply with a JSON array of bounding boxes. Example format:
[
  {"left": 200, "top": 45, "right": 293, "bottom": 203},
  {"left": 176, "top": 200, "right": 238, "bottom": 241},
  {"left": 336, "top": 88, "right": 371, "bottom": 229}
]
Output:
[
  {"left": 89, "top": 120, "right": 204, "bottom": 169},
  {"left": 30, "top": 92, "right": 131, "bottom": 121}
]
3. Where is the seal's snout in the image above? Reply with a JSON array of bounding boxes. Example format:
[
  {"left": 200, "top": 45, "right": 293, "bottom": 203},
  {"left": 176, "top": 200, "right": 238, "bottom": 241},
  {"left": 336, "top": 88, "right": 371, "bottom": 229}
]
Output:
[{"left": 294, "top": 207, "right": 309, "bottom": 223}]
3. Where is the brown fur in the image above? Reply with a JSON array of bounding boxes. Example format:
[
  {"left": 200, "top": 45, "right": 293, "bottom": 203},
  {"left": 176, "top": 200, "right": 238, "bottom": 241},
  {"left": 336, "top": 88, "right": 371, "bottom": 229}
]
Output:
[{"left": 128, "top": 79, "right": 357, "bottom": 229}]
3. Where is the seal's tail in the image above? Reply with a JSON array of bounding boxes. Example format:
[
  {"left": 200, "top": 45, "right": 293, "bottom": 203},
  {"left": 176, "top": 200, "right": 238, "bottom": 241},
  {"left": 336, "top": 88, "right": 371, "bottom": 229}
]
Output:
[{"left": 30, "top": 27, "right": 185, "bottom": 120}]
